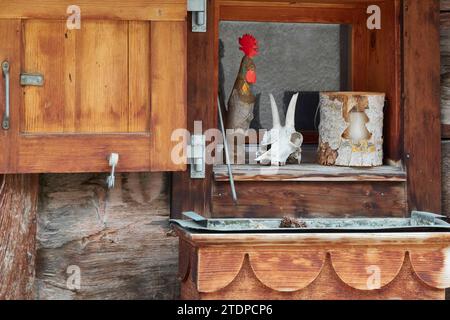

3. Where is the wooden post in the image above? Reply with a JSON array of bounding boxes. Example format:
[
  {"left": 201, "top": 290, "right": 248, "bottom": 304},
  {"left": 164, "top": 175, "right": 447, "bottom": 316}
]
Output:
[
  {"left": 404, "top": 0, "right": 442, "bottom": 213},
  {"left": 171, "top": 0, "right": 217, "bottom": 218},
  {"left": 0, "top": 174, "right": 39, "bottom": 300}
]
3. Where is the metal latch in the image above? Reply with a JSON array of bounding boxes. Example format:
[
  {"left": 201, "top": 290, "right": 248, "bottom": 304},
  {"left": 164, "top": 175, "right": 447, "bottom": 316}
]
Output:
[
  {"left": 20, "top": 73, "right": 44, "bottom": 86},
  {"left": 189, "top": 134, "right": 206, "bottom": 179},
  {"left": 188, "top": 0, "right": 207, "bottom": 32}
]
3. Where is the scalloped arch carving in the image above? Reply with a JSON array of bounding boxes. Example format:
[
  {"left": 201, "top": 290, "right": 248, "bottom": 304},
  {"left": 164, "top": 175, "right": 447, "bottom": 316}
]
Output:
[
  {"left": 190, "top": 245, "right": 450, "bottom": 294},
  {"left": 330, "top": 247, "right": 406, "bottom": 290},
  {"left": 249, "top": 248, "right": 326, "bottom": 292}
]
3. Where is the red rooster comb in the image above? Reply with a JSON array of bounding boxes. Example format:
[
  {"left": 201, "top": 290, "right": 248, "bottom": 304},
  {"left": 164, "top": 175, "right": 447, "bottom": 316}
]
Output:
[{"left": 239, "top": 34, "right": 258, "bottom": 58}]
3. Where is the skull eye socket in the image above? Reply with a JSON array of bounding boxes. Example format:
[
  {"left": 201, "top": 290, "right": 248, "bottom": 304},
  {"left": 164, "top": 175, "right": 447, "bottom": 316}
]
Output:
[{"left": 290, "top": 132, "right": 303, "bottom": 146}]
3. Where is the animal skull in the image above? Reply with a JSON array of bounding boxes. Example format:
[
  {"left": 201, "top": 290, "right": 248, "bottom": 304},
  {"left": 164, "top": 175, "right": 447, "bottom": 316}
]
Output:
[{"left": 256, "top": 93, "right": 303, "bottom": 166}]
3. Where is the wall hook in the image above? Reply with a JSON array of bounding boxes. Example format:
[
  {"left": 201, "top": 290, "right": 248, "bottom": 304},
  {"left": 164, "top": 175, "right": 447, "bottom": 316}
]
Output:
[{"left": 106, "top": 153, "right": 119, "bottom": 189}]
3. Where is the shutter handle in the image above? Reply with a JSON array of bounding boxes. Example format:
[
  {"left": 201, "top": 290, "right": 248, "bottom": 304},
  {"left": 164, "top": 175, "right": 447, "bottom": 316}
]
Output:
[{"left": 2, "top": 61, "right": 10, "bottom": 130}]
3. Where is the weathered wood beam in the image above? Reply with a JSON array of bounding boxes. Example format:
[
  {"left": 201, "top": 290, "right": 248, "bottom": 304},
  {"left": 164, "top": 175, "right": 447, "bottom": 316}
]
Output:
[
  {"left": 441, "top": 9, "right": 450, "bottom": 138},
  {"left": 0, "top": 174, "right": 39, "bottom": 300},
  {"left": 0, "top": 0, "right": 187, "bottom": 21},
  {"left": 35, "top": 173, "right": 179, "bottom": 300},
  {"left": 443, "top": 141, "right": 450, "bottom": 216},
  {"left": 404, "top": 0, "right": 442, "bottom": 213}
]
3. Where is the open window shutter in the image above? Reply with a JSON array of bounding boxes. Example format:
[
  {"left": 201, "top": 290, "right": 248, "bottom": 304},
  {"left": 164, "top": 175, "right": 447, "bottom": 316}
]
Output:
[{"left": 0, "top": 1, "right": 187, "bottom": 173}]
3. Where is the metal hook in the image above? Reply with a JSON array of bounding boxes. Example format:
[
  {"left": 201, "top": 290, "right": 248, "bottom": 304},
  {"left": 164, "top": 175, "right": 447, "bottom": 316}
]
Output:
[{"left": 106, "top": 153, "right": 119, "bottom": 189}]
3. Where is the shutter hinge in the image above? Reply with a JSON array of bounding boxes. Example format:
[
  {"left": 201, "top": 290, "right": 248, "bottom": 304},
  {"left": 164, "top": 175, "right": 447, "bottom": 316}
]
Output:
[
  {"left": 189, "top": 134, "right": 206, "bottom": 179},
  {"left": 188, "top": 0, "right": 207, "bottom": 32}
]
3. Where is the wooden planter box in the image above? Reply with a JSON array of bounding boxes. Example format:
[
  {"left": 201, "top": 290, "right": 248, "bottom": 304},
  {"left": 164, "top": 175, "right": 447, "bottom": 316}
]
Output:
[{"left": 176, "top": 228, "right": 450, "bottom": 300}]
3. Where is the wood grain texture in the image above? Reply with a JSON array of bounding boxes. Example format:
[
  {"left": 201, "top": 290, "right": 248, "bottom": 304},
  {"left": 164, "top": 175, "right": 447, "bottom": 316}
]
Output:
[
  {"left": 178, "top": 231, "right": 450, "bottom": 299},
  {"left": 0, "top": 20, "right": 21, "bottom": 172},
  {"left": 186, "top": 254, "right": 444, "bottom": 300},
  {"left": 17, "top": 134, "right": 151, "bottom": 173},
  {"left": 77, "top": 21, "right": 129, "bottom": 133},
  {"left": 367, "top": 0, "right": 402, "bottom": 161},
  {"left": 214, "top": 164, "right": 407, "bottom": 182},
  {"left": 443, "top": 141, "right": 450, "bottom": 216},
  {"left": 0, "top": 20, "right": 23, "bottom": 172},
  {"left": 212, "top": 181, "right": 407, "bottom": 218},
  {"left": 23, "top": 20, "right": 130, "bottom": 133},
  {"left": 23, "top": 20, "right": 66, "bottom": 133},
  {"left": 442, "top": 0, "right": 450, "bottom": 11},
  {"left": 171, "top": 2, "right": 217, "bottom": 218},
  {"left": 35, "top": 173, "right": 179, "bottom": 300},
  {"left": 404, "top": 0, "right": 442, "bottom": 213},
  {"left": 129, "top": 21, "right": 151, "bottom": 133},
  {"left": 0, "top": 0, "right": 187, "bottom": 21},
  {"left": 0, "top": 175, "right": 39, "bottom": 300},
  {"left": 150, "top": 21, "right": 187, "bottom": 172},
  {"left": 442, "top": 10, "right": 450, "bottom": 132}
]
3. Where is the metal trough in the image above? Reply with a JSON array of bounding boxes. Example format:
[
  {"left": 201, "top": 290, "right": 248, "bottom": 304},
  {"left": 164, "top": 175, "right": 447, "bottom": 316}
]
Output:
[{"left": 171, "top": 211, "right": 450, "bottom": 234}]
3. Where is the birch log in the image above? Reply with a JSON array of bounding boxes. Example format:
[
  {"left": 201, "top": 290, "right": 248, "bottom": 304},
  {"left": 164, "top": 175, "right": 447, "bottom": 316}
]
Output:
[
  {"left": 0, "top": 175, "right": 39, "bottom": 300},
  {"left": 318, "top": 92, "right": 385, "bottom": 167}
]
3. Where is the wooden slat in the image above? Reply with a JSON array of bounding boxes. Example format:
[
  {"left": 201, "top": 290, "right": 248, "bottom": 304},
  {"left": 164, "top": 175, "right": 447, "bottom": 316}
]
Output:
[
  {"left": 219, "top": 0, "right": 373, "bottom": 9},
  {"left": 0, "top": 0, "right": 187, "bottom": 21},
  {"left": 220, "top": 5, "right": 357, "bottom": 23},
  {"left": 404, "top": 0, "right": 442, "bottom": 213},
  {"left": 0, "top": 20, "right": 21, "bottom": 172},
  {"left": 17, "top": 134, "right": 151, "bottom": 173},
  {"left": 128, "top": 21, "right": 151, "bottom": 132},
  {"left": 78, "top": 21, "right": 129, "bottom": 133},
  {"left": 150, "top": 21, "right": 187, "bottom": 171},
  {"left": 367, "top": 0, "right": 402, "bottom": 161},
  {"left": 23, "top": 20, "right": 66, "bottom": 133},
  {"left": 214, "top": 164, "right": 406, "bottom": 182},
  {"left": 212, "top": 181, "right": 407, "bottom": 218},
  {"left": 180, "top": 227, "right": 450, "bottom": 245},
  {"left": 63, "top": 25, "right": 77, "bottom": 132}
]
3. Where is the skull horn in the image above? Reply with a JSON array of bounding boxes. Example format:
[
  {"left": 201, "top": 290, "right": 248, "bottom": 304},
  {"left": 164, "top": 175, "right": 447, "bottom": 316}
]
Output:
[
  {"left": 269, "top": 94, "right": 281, "bottom": 129},
  {"left": 285, "top": 93, "right": 299, "bottom": 129}
]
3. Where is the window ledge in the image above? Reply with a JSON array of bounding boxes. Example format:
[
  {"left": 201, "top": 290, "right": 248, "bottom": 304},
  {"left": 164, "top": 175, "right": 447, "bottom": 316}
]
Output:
[{"left": 214, "top": 164, "right": 406, "bottom": 182}]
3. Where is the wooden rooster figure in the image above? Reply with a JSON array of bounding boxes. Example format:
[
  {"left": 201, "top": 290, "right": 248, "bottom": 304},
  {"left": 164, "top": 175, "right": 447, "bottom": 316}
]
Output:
[{"left": 226, "top": 34, "right": 258, "bottom": 132}]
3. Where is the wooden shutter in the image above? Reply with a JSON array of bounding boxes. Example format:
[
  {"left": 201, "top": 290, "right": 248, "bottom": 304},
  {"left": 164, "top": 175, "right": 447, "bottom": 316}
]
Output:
[{"left": 0, "top": 0, "right": 187, "bottom": 173}]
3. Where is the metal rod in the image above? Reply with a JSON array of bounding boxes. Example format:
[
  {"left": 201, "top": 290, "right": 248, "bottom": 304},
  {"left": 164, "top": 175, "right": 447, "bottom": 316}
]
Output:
[{"left": 217, "top": 97, "right": 238, "bottom": 204}]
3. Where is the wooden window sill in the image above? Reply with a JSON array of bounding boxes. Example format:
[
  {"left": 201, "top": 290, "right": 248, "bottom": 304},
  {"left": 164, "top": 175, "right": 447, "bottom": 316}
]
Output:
[{"left": 214, "top": 164, "right": 406, "bottom": 182}]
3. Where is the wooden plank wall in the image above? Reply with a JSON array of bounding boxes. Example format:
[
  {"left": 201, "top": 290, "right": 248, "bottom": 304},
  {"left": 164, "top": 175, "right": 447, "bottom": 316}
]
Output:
[
  {"left": 442, "top": 0, "right": 450, "bottom": 217},
  {"left": 35, "top": 173, "right": 179, "bottom": 299},
  {"left": 0, "top": 175, "right": 39, "bottom": 299}
]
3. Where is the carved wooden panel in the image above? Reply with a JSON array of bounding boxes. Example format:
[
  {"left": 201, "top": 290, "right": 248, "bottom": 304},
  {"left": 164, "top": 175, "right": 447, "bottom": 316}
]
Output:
[{"left": 178, "top": 230, "right": 450, "bottom": 300}]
